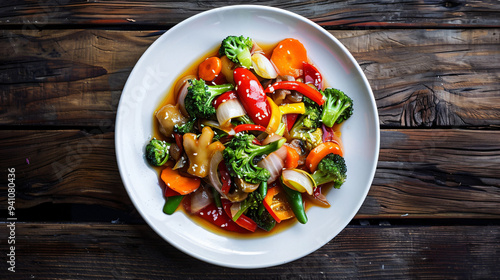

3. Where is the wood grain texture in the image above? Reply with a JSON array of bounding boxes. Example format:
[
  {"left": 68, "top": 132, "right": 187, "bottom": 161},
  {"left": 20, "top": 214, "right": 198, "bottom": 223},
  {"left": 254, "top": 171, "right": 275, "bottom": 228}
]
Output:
[
  {"left": 1, "top": 129, "right": 499, "bottom": 219},
  {"left": 0, "top": 0, "right": 499, "bottom": 28},
  {"left": 1, "top": 29, "right": 499, "bottom": 127},
  {"left": 0, "top": 29, "right": 156, "bottom": 126},
  {"left": 0, "top": 223, "right": 498, "bottom": 279}
]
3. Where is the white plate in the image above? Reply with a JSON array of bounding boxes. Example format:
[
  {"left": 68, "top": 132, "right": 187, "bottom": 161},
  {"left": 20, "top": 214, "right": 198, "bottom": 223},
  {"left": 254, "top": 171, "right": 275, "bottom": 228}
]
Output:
[{"left": 115, "top": 5, "right": 379, "bottom": 269}]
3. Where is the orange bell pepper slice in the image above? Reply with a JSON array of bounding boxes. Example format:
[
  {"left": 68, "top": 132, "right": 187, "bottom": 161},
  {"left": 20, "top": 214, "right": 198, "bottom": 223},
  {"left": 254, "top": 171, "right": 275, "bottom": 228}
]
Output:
[
  {"left": 284, "top": 146, "right": 300, "bottom": 169},
  {"left": 160, "top": 166, "right": 201, "bottom": 195},
  {"left": 305, "top": 142, "right": 343, "bottom": 172},
  {"left": 263, "top": 186, "right": 295, "bottom": 223}
]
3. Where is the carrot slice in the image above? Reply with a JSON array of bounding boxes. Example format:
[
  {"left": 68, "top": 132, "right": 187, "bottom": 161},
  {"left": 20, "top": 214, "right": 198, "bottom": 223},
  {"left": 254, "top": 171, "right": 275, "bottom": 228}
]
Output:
[
  {"left": 198, "top": 56, "right": 222, "bottom": 81},
  {"left": 270, "top": 38, "right": 308, "bottom": 78},
  {"left": 284, "top": 145, "right": 300, "bottom": 169},
  {"left": 305, "top": 142, "right": 343, "bottom": 172},
  {"left": 160, "top": 166, "right": 201, "bottom": 195}
]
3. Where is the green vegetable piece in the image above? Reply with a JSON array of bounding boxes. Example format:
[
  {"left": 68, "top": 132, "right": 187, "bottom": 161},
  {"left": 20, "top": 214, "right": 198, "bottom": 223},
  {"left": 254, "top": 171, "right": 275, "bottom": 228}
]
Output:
[
  {"left": 320, "top": 88, "right": 353, "bottom": 127},
  {"left": 233, "top": 192, "right": 263, "bottom": 222},
  {"left": 212, "top": 187, "right": 222, "bottom": 208},
  {"left": 290, "top": 96, "right": 323, "bottom": 150},
  {"left": 145, "top": 139, "right": 171, "bottom": 166},
  {"left": 162, "top": 195, "right": 184, "bottom": 215},
  {"left": 174, "top": 118, "right": 197, "bottom": 135},
  {"left": 184, "top": 79, "right": 234, "bottom": 119},
  {"left": 258, "top": 181, "right": 268, "bottom": 200},
  {"left": 281, "top": 180, "right": 308, "bottom": 224},
  {"left": 223, "top": 134, "right": 285, "bottom": 184},
  {"left": 246, "top": 207, "right": 276, "bottom": 232},
  {"left": 219, "top": 35, "right": 253, "bottom": 68},
  {"left": 310, "top": 153, "right": 347, "bottom": 188}
]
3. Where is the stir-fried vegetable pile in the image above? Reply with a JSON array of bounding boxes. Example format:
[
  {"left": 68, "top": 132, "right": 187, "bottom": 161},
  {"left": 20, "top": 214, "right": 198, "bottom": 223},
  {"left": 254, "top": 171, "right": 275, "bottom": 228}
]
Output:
[{"left": 146, "top": 35, "right": 354, "bottom": 233}]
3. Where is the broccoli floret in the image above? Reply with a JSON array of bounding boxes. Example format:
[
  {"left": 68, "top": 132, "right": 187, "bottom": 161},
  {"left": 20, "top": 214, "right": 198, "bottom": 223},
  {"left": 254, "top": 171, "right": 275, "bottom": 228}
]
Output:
[
  {"left": 184, "top": 79, "right": 234, "bottom": 119},
  {"left": 174, "top": 118, "right": 197, "bottom": 135},
  {"left": 311, "top": 153, "right": 347, "bottom": 188},
  {"left": 290, "top": 98, "right": 323, "bottom": 150},
  {"left": 321, "top": 88, "right": 353, "bottom": 127},
  {"left": 223, "top": 134, "right": 285, "bottom": 184},
  {"left": 232, "top": 191, "right": 263, "bottom": 220},
  {"left": 145, "top": 139, "right": 171, "bottom": 166},
  {"left": 246, "top": 207, "right": 276, "bottom": 232},
  {"left": 301, "top": 96, "right": 323, "bottom": 129},
  {"left": 219, "top": 35, "right": 253, "bottom": 68}
]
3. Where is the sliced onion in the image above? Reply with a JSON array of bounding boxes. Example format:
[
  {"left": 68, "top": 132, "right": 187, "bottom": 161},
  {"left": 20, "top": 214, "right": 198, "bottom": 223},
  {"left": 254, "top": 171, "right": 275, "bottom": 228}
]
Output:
[
  {"left": 250, "top": 40, "right": 264, "bottom": 55},
  {"left": 262, "top": 134, "right": 284, "bottom": 146},
  {"left": 207, "top": 150, "right": 248, "bottom": 202},
  {"left": 274, "top": 145, "right": 288, "bottom": 160},
  {"left": 216, "top": 98, "right": 246, "bottom": 127},
  {"left": 230, "top": 202, "right": 241, "bottom": 218},
  {"left": 175, "top": 75, "right": 196, "bottom": 116},
  {"left": 252, "top": 53, "right": 278, "bottom": 79},
  {"left": 173, "top": 155, "right": 187, "bottom": 170},
  {"left": 235, "top": 178, "right": 259, "bottom": 193},
  {"left": 208, "top": 150, "right": 224, "bottom": 195},
  {"left": 282, "top": 169, "right": 317, "bottom": 195},
  {"left": 257, "top": 148, "right": 286, "bottom": 184},
  {"left": 189, "top": 185, "right": 213, "bottom": 214}
]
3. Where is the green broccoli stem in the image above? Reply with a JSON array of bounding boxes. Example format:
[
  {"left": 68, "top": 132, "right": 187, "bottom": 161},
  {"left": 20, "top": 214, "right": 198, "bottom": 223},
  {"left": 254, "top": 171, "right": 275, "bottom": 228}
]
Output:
[
  {"left": 322, "top": 99, "right": 344, "bottom": 128},
  {"left": 310, "top": 170, "right": 333, "bottom": 187},
  {"left": 206, "top": 83, "right": 235, "bottom": 104},
  {"left": 236, "top": 48, "right": 252, "bottom": 68},
  {"left": 249, "top": 138, "right": 286, "bottom": 160}
]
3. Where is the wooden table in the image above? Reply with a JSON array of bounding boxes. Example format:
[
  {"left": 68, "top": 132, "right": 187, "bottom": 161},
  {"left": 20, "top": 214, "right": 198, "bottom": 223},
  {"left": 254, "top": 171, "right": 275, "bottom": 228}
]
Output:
[{"left": 1, "top": 1, "right": 499, "bottom": 278}]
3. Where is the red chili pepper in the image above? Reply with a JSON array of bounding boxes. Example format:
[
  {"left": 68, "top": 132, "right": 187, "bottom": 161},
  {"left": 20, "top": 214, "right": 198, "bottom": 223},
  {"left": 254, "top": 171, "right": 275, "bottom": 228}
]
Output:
[
  {"left": 222, "top": 200, "right": 258, "bottom": 232},
  {"left": 183, "top": 197, "right": 248, "bottom": 233},
  {"left": 233, "top": 67, "right": 271, "bottom": 127},
  {"left": 264, "top": 81, "right": 325, "bottom": 106},
  {"left": 233, "top": 124, "right": 266, "bottom": 134},
  {"left": 303, "top": 62, "right": 323, "bottom": 90},
  {"left": 211, "top": 71, "right": 228, "bottom": 85},
  {"left": 218, "top": 161, "right": 232, "bottom": 194},
  {"left": 212, "top": 90, "right": 237, "bottom": 109},
  {"left": 164, "top": 186, "right": 182, "bottom": 197}
]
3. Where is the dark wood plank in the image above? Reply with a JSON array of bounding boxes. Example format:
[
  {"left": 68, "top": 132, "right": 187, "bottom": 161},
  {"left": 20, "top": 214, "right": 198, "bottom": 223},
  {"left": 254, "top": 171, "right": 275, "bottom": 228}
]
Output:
[
  {"left": 338, "top": 29, "right": 500, "bottom": 127},
  {"left": 1, "top": 29, "right": 499, "bottom": 127},
  {"left": 0, "top": 0, "right": 499, "bottom": 28},
  {"left": 359, "top": 129, "right": 500, "bottom": 218},
  {"left": 1, "top": 129, "right": 499, "bottom": 219},
  {"left": 0, "top": 29, "right": 156, "bottom": 126},
  {"left": 1, "top": 223, "right": 498, "bottom": 278}
]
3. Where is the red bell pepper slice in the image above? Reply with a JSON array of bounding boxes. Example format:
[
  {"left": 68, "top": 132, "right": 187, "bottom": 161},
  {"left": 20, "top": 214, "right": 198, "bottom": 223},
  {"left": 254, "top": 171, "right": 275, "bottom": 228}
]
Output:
[
  {"left": 285, "top": 114, "right": 298, "bottom": 132},
  {"left": 183, "top": 197, "right": 248, "bottom": 233},
  {"left": 164, "top": 186, "right": 182, "bottom": 197},
  {"left": 233, "top": 124, "right": 266, "bottom": 134},
  {"left": 303, "top": 62, "right": 323, "bottom": 90},
  {"left": 218, "top": 161, "right": 232, "bottom": 194},
  {"left": 233, "top": 67, "right": 271, "bottom": 127},
  {"left": 222, "top": 200, "right": 258, "bottom": 232},
  {"left": 264, "top": 81, "right": 325, "bottom": 106},
  {"left": 212, "top": 90, "right": 237, "bottom": 109},
  {"left": 173, "top": 133, "right": 184, "bottom": 155}
]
